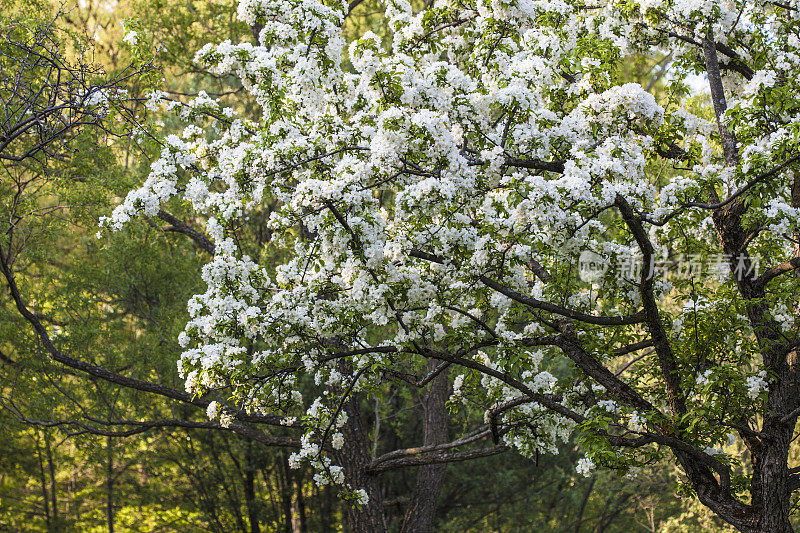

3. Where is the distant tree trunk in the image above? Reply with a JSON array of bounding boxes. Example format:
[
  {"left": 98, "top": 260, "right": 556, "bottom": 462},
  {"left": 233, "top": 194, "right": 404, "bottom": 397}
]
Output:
[
  {"left": 293, "top": 474, "right": 308, "bottom": 533},
  {"left": 334, "top": 394, "right": 388, "bottom": 533},
  {"left": 401, "top": 363, "right": 450, "bottom": 533},
  {"left": 44, "top": 430, "right": 58, "bottom": 530},
  {"left": 320, "top": 484, "right": 334, "bottom": 532},
  {"left": 106, "top": 435, "right": 114, "bottom": 533},
  {"left": 215, "top": 434, "right": 248, "bottom": 532},
  {"left": 244, "top": 441, "right": 261, "bottom": 533},
  {"left": 574, "top": 476, "right": 596, "bottom": 533},
  {"left": 280, "top": 452, "right": 293, "bottom": 533},
  {"left": 182, "top": 437, "right": 226, "bottom": 533},
  {"left": 35, "top": 432, "right": 51, "bottom": 530},
  {"left": 596, "top": 492, "right": 631, "bottom": 533}
]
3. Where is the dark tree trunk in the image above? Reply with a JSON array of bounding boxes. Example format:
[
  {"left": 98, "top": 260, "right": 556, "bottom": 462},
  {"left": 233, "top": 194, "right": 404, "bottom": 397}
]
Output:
[
  {"left": 321, "top": 483, "right": 334, "bottom": 532},
  {"left": 401, "top": 363, "right": 450, "bottom": 533},
  {"left": 700, "top": 27, "right": 800, "bottom": 533},
  {"left": 35, "top": 432, "right": 51, "bottom": 530},
  {"left": 752, "top": 356, "right": 799, "bottom": 533},
  {"left": 244, "top": 441, "right": 261, "bottom": 533},
  {"left": 333, "top": 394, "right": 388, "bottom": 533},
  {"left": 44, "top": 430, "right": 58, "bottom": 530},
  {"left": 753, "top": 424, "right": 793, "bottom": 532},
  {"left": 280, "top": 452, "right": 293, "bottom": 533},
  {"left": 106, "top": 436, "right": 114, "bottom": 533},
  {"left": 574, "top": 476, "right": 596, "bottom": 533},
  {"left": 214, "top": 435, "right": 248, "bottom": 532},
  {"left": 294, "top": 474, "right": 308, "bottom": 533}
]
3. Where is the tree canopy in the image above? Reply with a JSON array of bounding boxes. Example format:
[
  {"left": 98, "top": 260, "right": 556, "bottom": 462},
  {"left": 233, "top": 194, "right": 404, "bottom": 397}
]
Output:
[{"left": 3, "top": 0, "right": 800, "bottom": 531}]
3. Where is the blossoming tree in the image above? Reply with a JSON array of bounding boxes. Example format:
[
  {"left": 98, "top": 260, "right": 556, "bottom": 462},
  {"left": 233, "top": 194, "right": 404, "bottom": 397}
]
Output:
[{"left": 105, "top": 0, "right": 800, "bottom": 530}]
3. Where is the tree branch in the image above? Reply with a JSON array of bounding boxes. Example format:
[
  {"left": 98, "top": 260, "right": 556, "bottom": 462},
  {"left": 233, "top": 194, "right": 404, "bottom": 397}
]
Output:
[
  {"left": 0, "top": 244, "right": 294, "bottom": 429},
  {"left": 157, "top": 209, "right": 215, "bottom": 254}
]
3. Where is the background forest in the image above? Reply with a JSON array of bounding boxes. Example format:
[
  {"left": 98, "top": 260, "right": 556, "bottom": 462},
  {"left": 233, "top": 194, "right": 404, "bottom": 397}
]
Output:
[{"left": 0, "top": 0, "right": 786, "bottom": 531}]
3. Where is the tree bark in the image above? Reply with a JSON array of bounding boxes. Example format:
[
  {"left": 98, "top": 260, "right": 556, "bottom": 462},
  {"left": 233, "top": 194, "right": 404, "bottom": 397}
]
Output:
[
  {"left": 401, "top": 363, "right": 450, "bottom": 533},
  {"left": 753, "top": 423, "right": 793, "bottom": 532},
  {"left": 333, "top": 394, "right": 388, "bottom": 533}
]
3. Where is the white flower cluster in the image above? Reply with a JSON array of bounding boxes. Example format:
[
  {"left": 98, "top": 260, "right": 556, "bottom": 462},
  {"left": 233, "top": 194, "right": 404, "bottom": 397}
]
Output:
[
  {"left": 746, "top": 371, "right": 768, "bottom": 400},
  {"left": 576, "top": 457, "right": 595, "bottom": 477},
  {"left": 123, "top": 30, "right": 138, "bottom": 45}
]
